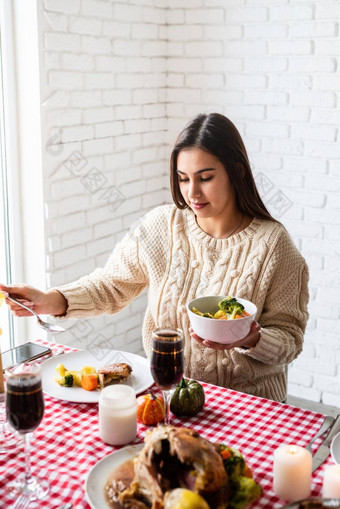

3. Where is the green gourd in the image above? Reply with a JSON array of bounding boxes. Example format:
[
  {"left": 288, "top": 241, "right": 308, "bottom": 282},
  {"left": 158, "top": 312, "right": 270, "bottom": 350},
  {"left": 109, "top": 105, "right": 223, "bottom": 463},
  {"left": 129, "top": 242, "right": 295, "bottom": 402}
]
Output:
[{"left": 170, "top": 378, "right": 205, "bottom": 417}]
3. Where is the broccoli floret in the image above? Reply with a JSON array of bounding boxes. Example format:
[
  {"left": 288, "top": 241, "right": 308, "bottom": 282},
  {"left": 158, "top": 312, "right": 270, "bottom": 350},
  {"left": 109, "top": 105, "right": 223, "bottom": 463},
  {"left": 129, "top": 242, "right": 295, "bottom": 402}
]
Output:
[
  {"left": 220, "top": 446, "right": 246, "bottom": 481},
  {"left": 63, "top": 373, "right": 74, "bottom": 387},
  {"left": 218, "top": 297, "right": 245, "bottom": 320},
  {"left": 228, "top": 476, "right": 262, "bottom": 509}
]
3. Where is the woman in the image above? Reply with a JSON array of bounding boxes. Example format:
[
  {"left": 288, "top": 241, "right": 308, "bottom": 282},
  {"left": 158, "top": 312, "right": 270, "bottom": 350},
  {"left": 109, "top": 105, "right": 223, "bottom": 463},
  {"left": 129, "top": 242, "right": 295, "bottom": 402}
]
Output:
[{"left": 0, "top": 113, "right": 309, "bottom": 402}]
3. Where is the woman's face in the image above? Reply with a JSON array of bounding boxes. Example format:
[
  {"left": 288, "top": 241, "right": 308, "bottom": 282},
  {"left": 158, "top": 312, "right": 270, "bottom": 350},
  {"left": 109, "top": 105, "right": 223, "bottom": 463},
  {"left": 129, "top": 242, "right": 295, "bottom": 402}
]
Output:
[{"left": 177, "top": 147, "right": 237, "bottom": 221}]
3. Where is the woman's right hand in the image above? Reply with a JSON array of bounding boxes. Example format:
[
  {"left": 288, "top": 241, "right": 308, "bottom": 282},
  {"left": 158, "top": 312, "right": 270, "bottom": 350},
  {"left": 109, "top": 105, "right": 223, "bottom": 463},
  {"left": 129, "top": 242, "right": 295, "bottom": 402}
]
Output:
[{"left": 0, "top": 284, "right": 67, "bottom": 317}]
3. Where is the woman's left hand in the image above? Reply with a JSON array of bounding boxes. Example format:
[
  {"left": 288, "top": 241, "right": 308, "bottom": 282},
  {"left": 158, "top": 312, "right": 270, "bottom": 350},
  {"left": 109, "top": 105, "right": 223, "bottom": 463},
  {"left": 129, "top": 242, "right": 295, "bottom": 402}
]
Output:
[{"left": 190, "top": 321, "right": 261, "bottom": 351}]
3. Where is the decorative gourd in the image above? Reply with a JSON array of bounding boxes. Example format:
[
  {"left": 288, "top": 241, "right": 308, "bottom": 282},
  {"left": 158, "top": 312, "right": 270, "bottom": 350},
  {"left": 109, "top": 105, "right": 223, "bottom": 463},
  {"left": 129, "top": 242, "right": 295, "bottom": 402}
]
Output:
[
  {"left": 170, "top": 378, "right": 205, "bottom": 417},
  {"left": 137, "top": 392, "right": 165, "bottom": 425}
]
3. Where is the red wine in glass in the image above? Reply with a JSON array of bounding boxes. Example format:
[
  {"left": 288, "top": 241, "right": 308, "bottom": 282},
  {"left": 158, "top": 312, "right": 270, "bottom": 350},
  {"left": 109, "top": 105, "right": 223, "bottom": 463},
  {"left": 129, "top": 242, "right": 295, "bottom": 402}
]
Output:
[
  {"left": 5, "top": 363, "right": 49, "bottom": 501},
  {"left": 151, "top": 328, "right": 184, "bottom": 425}
]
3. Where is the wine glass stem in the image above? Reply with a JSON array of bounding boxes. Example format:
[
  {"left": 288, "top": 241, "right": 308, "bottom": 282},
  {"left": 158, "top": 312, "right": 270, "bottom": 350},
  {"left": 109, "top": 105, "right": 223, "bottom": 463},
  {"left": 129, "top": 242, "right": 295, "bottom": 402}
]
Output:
[
  {"left": 23, "top": 433, "right": 33, "bottom": 483},
  {"left": 162, "top": 390, "right": 172, "bottom": 425}
]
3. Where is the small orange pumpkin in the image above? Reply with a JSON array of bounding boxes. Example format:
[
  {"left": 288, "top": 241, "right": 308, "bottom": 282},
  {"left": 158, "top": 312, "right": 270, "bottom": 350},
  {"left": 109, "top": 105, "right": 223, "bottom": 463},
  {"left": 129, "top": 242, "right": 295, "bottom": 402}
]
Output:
[{"left": 137, "top": 392, "right": 165, "bottom": 425}]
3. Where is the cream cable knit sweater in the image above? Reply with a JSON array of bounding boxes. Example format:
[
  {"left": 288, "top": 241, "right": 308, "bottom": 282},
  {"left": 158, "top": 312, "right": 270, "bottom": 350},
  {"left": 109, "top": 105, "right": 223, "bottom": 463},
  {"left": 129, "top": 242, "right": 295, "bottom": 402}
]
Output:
[{"left": 57, "top": 204, "right": 309, "bottom": 402}]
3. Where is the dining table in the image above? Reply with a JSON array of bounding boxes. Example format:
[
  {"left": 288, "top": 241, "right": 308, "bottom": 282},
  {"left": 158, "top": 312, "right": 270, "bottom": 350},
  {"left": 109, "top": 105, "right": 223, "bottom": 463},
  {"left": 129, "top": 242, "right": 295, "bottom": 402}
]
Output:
[{"left": 0, "top": 339, "right": 335, "bottom": 509}]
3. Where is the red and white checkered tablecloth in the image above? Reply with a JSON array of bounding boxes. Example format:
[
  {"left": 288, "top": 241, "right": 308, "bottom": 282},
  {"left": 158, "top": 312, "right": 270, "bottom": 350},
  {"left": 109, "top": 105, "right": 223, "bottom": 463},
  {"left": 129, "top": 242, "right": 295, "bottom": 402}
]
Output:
[{"left": 0, "top": 340, "right": 333, "bottom": 509}]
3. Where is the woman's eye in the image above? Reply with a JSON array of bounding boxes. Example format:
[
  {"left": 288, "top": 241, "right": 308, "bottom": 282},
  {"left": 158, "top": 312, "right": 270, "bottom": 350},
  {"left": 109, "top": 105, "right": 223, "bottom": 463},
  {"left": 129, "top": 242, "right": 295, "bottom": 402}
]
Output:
[
  {"left": 178, "top": 177, "right": 189, "bottom": 183},
  {"left": 201, "top": 176, "right": 213, "bottom": 182}
]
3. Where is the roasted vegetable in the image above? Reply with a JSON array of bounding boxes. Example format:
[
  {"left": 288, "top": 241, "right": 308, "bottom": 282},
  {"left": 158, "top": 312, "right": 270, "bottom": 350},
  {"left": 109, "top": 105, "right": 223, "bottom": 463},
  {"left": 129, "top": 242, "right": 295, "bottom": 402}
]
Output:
[
  {"left": 170, "top": 378, "right": 205, "bottom": 417},
  {"left": 164, "top": 488, "right": 210, "bottom": 509},
  {"left": 54, "top": 373, "right": 74, "bottom": 387},
  {"left": 218, "top": 297, "right": 245, "bottom": 320},
  {"left": 81, "top": 374, "right": 98, "bottom": 391},
  {"left": 228, "top": 476, "right": 262, "bottom": 509}
]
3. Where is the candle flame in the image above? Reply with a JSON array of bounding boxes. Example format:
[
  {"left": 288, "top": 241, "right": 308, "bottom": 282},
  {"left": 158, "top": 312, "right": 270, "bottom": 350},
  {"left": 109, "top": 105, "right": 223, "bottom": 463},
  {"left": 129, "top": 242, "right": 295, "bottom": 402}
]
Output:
[{"left": 289, "top": 445, "right": 298, "bottom": 454}]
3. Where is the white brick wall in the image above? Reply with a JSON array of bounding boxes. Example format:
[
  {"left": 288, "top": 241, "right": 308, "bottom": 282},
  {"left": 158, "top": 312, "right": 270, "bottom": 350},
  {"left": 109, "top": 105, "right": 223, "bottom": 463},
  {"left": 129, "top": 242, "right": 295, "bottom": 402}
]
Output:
[{"left": 36, "top": 0, "right": 340, "bottom": 406}]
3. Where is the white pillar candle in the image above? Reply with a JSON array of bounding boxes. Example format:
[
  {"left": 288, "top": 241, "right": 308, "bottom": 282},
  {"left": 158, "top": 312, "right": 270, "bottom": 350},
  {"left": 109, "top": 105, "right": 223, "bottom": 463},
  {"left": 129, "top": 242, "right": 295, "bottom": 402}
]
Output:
[
  {"left": 99, "top": 385, "right": 137, "bottom": 446},
  {"left": 273, "top": 445, "right": 312, "bottom": 502},
  {"left": 322, "top": 464, "right": 340, "bottom": 498}
]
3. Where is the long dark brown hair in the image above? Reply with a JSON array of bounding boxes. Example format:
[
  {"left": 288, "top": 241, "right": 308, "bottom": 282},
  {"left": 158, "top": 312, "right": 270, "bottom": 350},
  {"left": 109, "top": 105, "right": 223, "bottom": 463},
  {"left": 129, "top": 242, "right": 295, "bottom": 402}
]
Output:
[{"left": 170, "top": 113, "right": 278, "bottom": 222}]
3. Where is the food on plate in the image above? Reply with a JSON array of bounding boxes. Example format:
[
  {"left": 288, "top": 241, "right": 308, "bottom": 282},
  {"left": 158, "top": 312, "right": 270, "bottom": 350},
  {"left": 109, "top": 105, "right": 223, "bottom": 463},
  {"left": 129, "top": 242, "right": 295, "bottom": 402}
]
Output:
[
  {"left": 192, "top": 297, "right": 250, "bottom": 320},
  {"left": 53, "top": 362, "right": 132, "bottom": 391},
  {"left": 105, "top": 425, "right": 261, "bottom": 509},
  {"left": 137, "top": 392, "right": 165, "bottom": 425},
  {"left": 98, "top": 363, "right": 133, "bottom": 390},
  {"left": 164, "top": 488, "right": 209, "bottom": 509},
  {"left": 170, "top": 378, "right": 205, "bottom": 417}
]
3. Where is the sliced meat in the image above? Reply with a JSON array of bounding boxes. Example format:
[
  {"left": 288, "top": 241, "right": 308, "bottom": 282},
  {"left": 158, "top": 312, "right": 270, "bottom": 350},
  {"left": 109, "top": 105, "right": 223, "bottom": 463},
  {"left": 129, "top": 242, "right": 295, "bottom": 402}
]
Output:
[{"left": 98, "top": 362, "right": 132, "bottom": 390}]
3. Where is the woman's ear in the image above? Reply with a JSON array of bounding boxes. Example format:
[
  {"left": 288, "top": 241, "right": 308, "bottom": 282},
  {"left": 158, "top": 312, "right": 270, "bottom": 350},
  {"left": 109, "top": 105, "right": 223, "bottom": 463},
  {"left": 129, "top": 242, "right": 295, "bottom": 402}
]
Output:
[{"left": 236, "top": 162, "right": 245, "bottom": 177}]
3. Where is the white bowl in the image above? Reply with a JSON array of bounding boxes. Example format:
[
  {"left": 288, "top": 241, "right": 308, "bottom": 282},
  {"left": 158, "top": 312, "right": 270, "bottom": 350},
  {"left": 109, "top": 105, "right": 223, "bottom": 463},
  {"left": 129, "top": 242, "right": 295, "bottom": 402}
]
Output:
[{"left": 187, "top": 295, "right": 257, "bottom": 344}]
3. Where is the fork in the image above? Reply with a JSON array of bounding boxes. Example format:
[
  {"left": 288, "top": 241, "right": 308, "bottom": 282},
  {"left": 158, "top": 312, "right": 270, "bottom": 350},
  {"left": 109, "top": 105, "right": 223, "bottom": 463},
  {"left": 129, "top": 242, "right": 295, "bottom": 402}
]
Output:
[
  {"left": 12, "top": 494, "right": 30, "bottom": 509},
  {"left": 305, "top": 415, "right": 335, "bottom": 452}
]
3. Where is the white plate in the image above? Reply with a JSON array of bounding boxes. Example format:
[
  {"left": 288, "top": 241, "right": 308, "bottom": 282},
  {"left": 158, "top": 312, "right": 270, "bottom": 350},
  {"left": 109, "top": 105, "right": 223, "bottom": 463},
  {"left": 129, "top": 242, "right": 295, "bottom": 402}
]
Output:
[
  {"left": 331, "top": 431, "right": 340, "bottom": 464},
  {"left": 41, "top": 350, "right": 153, "bottom": 403},
  {"left": 85, "top": 443, "right": 143, "bottom": 509}
]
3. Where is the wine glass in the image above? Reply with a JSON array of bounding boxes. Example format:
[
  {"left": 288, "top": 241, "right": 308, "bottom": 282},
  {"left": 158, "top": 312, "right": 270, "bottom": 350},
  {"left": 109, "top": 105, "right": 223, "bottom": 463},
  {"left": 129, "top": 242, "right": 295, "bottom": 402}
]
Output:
[
  {"left": 151, "top": 328, "right": 184, "bottom": 425},
  {"left": 5, "top": 363, "right": 50, "bottom": 500}
]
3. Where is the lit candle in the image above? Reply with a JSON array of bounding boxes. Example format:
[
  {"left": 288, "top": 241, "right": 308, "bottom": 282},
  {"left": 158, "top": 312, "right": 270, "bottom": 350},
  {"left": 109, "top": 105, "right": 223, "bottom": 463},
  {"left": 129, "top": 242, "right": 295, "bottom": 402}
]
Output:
[
  {"left": 273, "top": 444, "right": 312, "bottom": 502},
  {"left": 99, "top": 385, "right": 137, "bottom": 446},
  {"left": 323, "top": 464, "right": 340, "bottom": 498}
]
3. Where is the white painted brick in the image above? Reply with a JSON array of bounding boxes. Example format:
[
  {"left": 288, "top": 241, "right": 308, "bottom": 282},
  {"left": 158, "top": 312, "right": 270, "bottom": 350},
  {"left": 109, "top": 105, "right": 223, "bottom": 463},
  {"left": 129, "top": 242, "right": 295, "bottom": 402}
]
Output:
[
  {"left": 269, "top": 40, "right": 312, "bottom": 55},
  {"left": 113, "top": 40, "right": 142, "bottom": 57},
  {"left": 142, "top": 190, "right": 166, "bottom": 209},
  {"left": 45, "top": 32, "right": 81, "bottom": 52},
  {"left": 61, "top": 53, "right": 94, "bottom": 72},
  {"left": 84, "top": 72, "right": 115, "bottom": 89},
  {"left": 314, "top": 74, "right": 340, "bottom": 91},
  {"left": 244, "top": 23, "right": 287, "bottom": 39},
  {"left": 316, "top": 39, "right": 340, "bottom": 56},
  {"left": 269, "top": 74, "right": 312, "bottom": 91},
  {"left": 44, "top": 12, "right": 68, "bottom": 31},
  {"left": 50, "top": 211, "right": 85, "bottom": 235},
  {"left": 286, "top": 384, "right": 321, "bottom": 403},
  {"left": 167, "top": 73, "right": 184, "bottom": 87},
  {"left": 311, "top": 108, "right": 340, "bottom": 125},
  {"left": 269, "top": 5, "right": 313, "bottom": 21},
  {"left": 251, "top": 154, "right": 282, "bottom": 171},
  {"left": 288, "top": 368, "right": 313, "bottom": 387},
  {"left": 282, "top": 157, "right": 327, "bottom": 175},
  {"left": 184, "top": 8, "right": 224, "bottom": 24},
  {"left": 245, "top": 90, "right": 287, "bottom": 105},
  {"left": 95, "top": 56, "right": 125, "bottom": 72},
  {"left": 133, "top": 89, "right": 158, "bottom": 105},
  {"left": 262, "top": 138, "right": 303, "bottom": 156},
  {"left": 316, "top": 3, "right": 340, "bottom": 19},
  {"left": 116, "top": 74, "right": 143, "bottom": 89},
  {"left": 51, "top": 244, "right": 87, "bottom": 269},
  {"left": 290, "top": 91, "right": 335, "bottom": 108},
  {"left": 82, "top": 137, "right": 113, "bottom": 156},
  {"left": 44, "top": 52, "right": 60, "bottom": 70},
  {"left": 224, "top": 105, "right": 265, "bottom": 120},
  {"left": 131, "top": 23, "right": 158, "bottom": 39},
  {"left": 247, "top": 121, "right": 289, "bottom": 138},
  {"left": 113, "top": 4, "right": 142, "bottom": 22},
  {"left": 289, "top": 56, "right": 336, "bottom": 73},
  {"left": 82, "top": 36, "right": 111, "bottom": 54},
  {"left": 115, "top": 312, "right": 142, "bottom": 335},
  {"left": 121, "top": 180, "right": 146, "bottom": 198},
  {"left": 305, "top": 207, "right": 340, "bottom": 225},
  {"left": 227, "top": 74, "right": 267, "bottom": 89},
  {"left": 71, "top": 91, "right": 102, "bottom": 108},
  {"left": 305, "top": 140, "right": 340, "bottom": 158},
  {"left": 82, "top": 107, "right": 114, "bottom": 124},
  {"left": 322, "top": 392, "right": 340, "bottom": 408},
  {"left": 94, "top": 218, "right": 122, "bottom": 239},
  {"left": 86, "top": 236, "right": 114, "bottom": 257},
  {"left": 103, "top": 90, "right": 132, "bottom": 106},
  {"left": 81, "top": 0, "right": 112, "bottom": 19},
  {"left": 185, "top": 41, "right": 223, "bottom": 57},
  {"left": 267, "top": 105, "right": 310, "bottom": 122},
  {"left": 287, "top": 221, "right": 324, "bottom": 239},
  {"left": 69, "top": 16, "right": 101, "bottom": 35},
  {"left": 185, "top": 73, "right": 223, "bottom": 88},
  {"left": 142, "top": 41, "right": 167, "bottom": 57},
  {"left": 95, "top": 121, "right": 124, "bottom": 139},
  {"left": 314, "top": 374, "right": 340, "bottom": 394},
  {"left": 114, "top": 105, "right": 142, "bottom": 120},
  {"left": 143, "top": 103, "right": 166, "bottom": 118},
  {"left": 102, "top": 21, "right": 130, "bottom": 38},
  {"left": 167, "top": 88, "right": 201, "bottom": 103},
  {"left": 225, "top": 40, "right": 267, "bottom": 56},
  {"left": 60, "top": 125, "right": 94, "bottom": 143},
  {"left": 44, "top": 0, "right": 80, "bottom": 14},
  {"left": 124, "top": 119, "right": 150, "bottom": 134},
  {"left": 166, "top": 9, "right": 185, "bottom": 24},
  {"left": 132, "top": 147, "right": 159, "bottom": 164},
  {"left": 49, "top": 70, "right": 83, "bottom": 90},
  {"left": 168, "top": 58, "right": 202, "bottom": 73},
  {"left": 168, "top": 0, "right": 203, "bottom": 7},
  {"left": 288, "top": 190, "right": 326, "bottom": 208},
  {"left": 291, "top": 124, "right": 336, "bottom": 142},
  {"left": 143, "top": 6, "right": 166, "bottom": 25},
  {"left": 47, "top": 109, "right": 82, "bottom": 127},
  {"left": 115, "top": 134, "right": 141, "bottom": 151},
  {"left": 225, "top": 6, "right": 267, "bottom": 22},
  {"left": 104, "top": 152, "right": 131, "bottom": 172},
  {"left": 167, "top": 25, "right": 203, "bottom": 40},
  {"left": 127, "top": 57, "right": 153, "bottom": 73},
  {"left": 204, "top": 25, "right": 242, "bottom": 39},
  {"left": 114, "top": 166, "right": 142, "bottom": 186},
  {"left": 244, "top": 57, "right": 287, "bottom": 73},
  {"left": 115, "top": 197, "right": 142, "bottom": 217},
  {"left": 290, "top": 21, "right": 337, "bottom": 38},
  {"left": 61, "top": 226, "right": 93, "bottom": 249}
]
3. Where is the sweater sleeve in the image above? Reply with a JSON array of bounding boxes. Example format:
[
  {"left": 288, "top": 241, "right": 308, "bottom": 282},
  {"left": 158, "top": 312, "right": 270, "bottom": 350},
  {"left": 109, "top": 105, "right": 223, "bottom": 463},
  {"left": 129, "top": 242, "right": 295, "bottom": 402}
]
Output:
[
  {"left": 236, "top": 232, "right": 310, "bottom": 365},
  {"left": 53, "top": 229, "right": 148, "bottom": 319}
]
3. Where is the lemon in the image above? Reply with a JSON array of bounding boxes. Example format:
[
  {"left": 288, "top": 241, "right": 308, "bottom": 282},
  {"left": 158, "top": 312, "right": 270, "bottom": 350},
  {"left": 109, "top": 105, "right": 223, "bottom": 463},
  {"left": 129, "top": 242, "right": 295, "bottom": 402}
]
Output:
[{"left": 164, "top": 489, "right": 210, "bottom": 509}]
